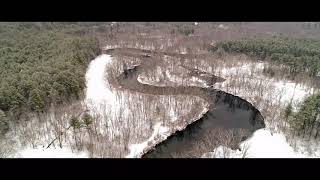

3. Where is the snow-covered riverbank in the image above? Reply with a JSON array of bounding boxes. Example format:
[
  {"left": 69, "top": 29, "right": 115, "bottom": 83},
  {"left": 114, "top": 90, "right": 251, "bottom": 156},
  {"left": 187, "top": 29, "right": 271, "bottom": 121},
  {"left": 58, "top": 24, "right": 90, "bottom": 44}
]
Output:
[
  {"left": 207, "top": 61, "right": 320, "bottom": 158},
  {"left": 203, "top": 128, "right": 320, "bottom": 158},
  {"left": 7, "top": 52, "right": 319, "bottom": 158},
  {"left": 84, "top": 53, "right": 209, "bottom": 158}
]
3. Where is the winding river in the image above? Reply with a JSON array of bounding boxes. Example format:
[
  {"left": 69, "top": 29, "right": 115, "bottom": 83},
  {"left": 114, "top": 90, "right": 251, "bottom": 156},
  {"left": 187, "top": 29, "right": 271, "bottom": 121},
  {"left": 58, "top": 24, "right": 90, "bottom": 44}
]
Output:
[{"left": 104, "top": 47, "right": 265, "bottom": 158}]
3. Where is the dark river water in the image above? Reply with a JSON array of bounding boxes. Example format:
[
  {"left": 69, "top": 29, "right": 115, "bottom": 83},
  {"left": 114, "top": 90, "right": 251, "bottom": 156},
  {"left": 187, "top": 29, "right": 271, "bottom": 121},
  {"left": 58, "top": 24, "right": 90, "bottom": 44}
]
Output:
[
  {"left": 106, "top": 48, "right": 265, "bottom": 158},
  {"left": 142, "top": 90, "right": 265, "bottom": 158}
]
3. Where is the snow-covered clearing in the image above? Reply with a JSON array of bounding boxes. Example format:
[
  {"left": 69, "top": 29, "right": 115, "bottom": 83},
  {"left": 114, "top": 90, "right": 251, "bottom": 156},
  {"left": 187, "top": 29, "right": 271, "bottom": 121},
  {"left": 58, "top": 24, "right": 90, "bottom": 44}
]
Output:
[
  {"left": 126, "top": 123, "right": 169, "bottom": 158},
  {"left": 203, "top": 128, "right": 320, "bottom": 158},
  {"left": 85, "top": 54, "right": 117, "bottom": 107},
  {"left": 15, "top": 146, "right": 89, "bottom": 158},
  {"left": 84, "top": 54, "right": 122, "bottom": 136}
]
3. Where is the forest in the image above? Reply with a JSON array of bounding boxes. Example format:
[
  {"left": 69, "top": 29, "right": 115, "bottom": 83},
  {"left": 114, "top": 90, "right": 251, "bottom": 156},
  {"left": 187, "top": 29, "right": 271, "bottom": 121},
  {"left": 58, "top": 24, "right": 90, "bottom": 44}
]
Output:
[
  {"left": 215, "top": 36, "right": 320, "bottom": 140},
  {"left": 1, "top": 22, "right": 320, "bottom": 158},
  {"left": 215, "top": 36, "right": 320, "bottom": 78},
  {"left": 0, "top": 23, "right": 100, "bottom": 133},
  {"left": 289, "top": 93, "right": 320, "bottom": 139}
]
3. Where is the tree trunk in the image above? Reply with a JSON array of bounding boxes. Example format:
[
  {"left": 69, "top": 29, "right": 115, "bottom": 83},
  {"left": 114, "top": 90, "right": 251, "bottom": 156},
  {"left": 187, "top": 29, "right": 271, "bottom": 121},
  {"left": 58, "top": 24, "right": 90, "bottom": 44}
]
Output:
[
  {"left": 314, "top": 123, "right": 320, "bottom": 139},
  {"left": 309, "top": 116, "right": 317, "bottom": 140}
]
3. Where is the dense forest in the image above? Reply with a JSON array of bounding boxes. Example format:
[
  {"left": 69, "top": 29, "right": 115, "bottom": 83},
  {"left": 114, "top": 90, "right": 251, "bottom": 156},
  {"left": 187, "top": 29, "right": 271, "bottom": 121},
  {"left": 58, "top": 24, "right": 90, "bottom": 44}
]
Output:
[
  {"left": 215, "top": 36, "right": 320, "bottom": 78},
  {"left": 215, "top": 36, "right": 320, "bottom": 140},
  {"left": 288, "top": 93, "right": 320, "bottom": 139},
  {"left": 0, "top": 23, "right": 100, "bottom": 132}
]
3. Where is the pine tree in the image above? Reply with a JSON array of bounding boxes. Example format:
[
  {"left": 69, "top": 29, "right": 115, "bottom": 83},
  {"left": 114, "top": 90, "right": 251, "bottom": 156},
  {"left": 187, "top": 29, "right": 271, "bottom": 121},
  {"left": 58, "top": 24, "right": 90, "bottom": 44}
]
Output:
[
  {"left": 0, "top": 110, "right": 9, "bottom": 135},
  {"left": 28, "top": 88, "right": 44, "bottom": 112},
  {"left": 82, "top": 113, "right": 93, "bottom": 127},
  {"left": 284, "top": 103, "right": 293, "bottom": 121},
  {"left": 291, "top": 93, "right": 320, "bottom": 138},
  {"left": 70, "top": 116, "right": 81, "bottom": 129}
]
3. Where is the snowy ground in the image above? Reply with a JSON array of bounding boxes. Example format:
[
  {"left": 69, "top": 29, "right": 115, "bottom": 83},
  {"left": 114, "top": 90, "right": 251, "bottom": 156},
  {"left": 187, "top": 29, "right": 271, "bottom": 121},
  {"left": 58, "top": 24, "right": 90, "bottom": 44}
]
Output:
[
  {"left": 3, "top": 102, "right": 90, "bottom": 158},
  {"left": 137, "top": 55, "right": 210, "bottom": 88},
  {"left": 205, "top": 60, "right": 320, "bottom": 158},
  {"left": 83, "top": 52, "right": 209, "bottom": 157},
  {"left": 85, "top": 54, "right": 117, "bottom": 107},
  {"left": 5, "top": 55, "right": 116, "bottom": 158},
  {"left": 124, "top": 53, "right": 320, "bottom": 158},
  {"left": 126, "top": 122, "right": 169, "bottom": 158},
  {"left": 14, "top": 146, "right": 89, "bottom": 158},
  {"left": 125, "top": 105, "right": 209, "bottom": 158},
  {"left": 203, "top": 128, "right": 320, "bottom": 158},
  {"left": 216, "top": 62, "right": 316, "bottom": 110},
  {"left": 5, "top": 51, "right": 319, "bottom": 158}
]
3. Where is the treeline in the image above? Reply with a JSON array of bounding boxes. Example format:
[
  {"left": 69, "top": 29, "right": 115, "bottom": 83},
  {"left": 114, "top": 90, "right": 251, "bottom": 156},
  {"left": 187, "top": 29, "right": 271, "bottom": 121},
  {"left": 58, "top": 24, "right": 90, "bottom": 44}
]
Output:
[
  {"left": 286, "top": 93, "right": 320, "bottom": 140},
  {"left": 0, "top": 23, "right": 100, "bottom": 122},
  {"left": 167, "top": 23, "right": 195, "bottom": 36},
  {"left": 215, "top": 36, "right": 320, "bottom": 78}
]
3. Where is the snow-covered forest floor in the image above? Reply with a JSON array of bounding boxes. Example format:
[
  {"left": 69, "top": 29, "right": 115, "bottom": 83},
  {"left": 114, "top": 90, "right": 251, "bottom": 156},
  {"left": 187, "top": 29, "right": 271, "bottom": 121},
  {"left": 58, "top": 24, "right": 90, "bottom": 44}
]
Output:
[{"left": 201, "top": 54, "right": 320, "bottom": 158}]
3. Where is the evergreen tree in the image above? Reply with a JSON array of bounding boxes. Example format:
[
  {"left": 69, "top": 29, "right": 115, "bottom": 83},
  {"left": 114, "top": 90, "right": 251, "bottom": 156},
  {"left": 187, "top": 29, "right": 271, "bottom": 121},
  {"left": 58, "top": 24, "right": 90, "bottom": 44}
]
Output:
[
  {"left": 70, "top": 116, "right": 82, "bottom": 129},
  {"left": 0, "top": 22, "right": 100, "bottom": 120},
  {"left": 284, "top": 103, "right": 293, "bottom": 121},
  {"left": 291, "top": 93, "right": 320, "bottom": 138},
  {"left": 28, "top": 89, "right": 44, "bottom": 112},
  {"left": 82, "top": 112, "right": 93, "bottom": 127},
  {"left": 0, "top": 110, "right": 9, "bottom": 135},
  {"left": 216, "top": 36, "right": 320, "bottom": 78}
]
